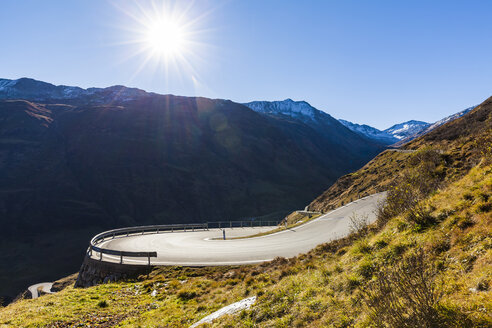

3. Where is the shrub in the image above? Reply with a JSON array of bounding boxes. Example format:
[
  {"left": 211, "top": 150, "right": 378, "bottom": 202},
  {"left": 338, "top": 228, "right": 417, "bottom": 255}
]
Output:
[
  {"left": 345, "top": 274, "right": 360, "bottom": 291},
  {"left": 352, "top": 239, "right": 372, "bottom": 255},
  {"left": 357, "top": 258, "right": 375, "bottom": 279},
  {"left": 376, "top": 148, "right": 445, "bottom": 228},
  {"left": 348, "top": 213, "right": 369, "bottom": 237},
  {"left": 177, "top": 288, "right": 198, "bottom": 301},
  {"left": 373, "top": 238, "right": 388, "bottom": 249},
  {"left": 97, "top": 300, "right": 108, "bottom": 308},
  {"left": 406, "top": 201, "right": 436, "bottom": 230},
  {"left": 456, "top": 216, "right": 475, "bottom": 230},
  {"left": 362, "top": 249, "right": 445, "bottom": 327},
  {"left": 476, "top": 201, "right": 491, "bottom": 213}
]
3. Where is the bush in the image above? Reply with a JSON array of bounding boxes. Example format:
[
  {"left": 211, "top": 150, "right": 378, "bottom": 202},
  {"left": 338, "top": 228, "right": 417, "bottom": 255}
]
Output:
[
  {"left": 357, "top": 258, "right": 375, "bottom": 279},
  {"left": 348, "top": 213, "right": 369, "bottom": 237},
  {"left": 373, "top": 238, "right": 388, "bottom": 249},
  {"left": 177, "top": 288, "right": 198, "bottom": 301},
  {"left": 97, "top": 300, "right": 108, "bottom": 308},
  {"left": 345, "top": 274, "right": 361, "bottom": 291},
  {"left": 376, "top": 148, "right": 445, "bottom": 228},
  {"left": 406, "top": 201, "right": 436, "bottom": 230},
  {"left": 362, "top": 249, "right": 445, "bottom": 327}
]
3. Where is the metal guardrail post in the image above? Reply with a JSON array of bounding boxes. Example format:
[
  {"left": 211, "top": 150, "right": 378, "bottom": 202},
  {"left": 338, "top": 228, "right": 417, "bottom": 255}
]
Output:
[
  {"left": 148, "top": 254, "right": 151, "bottom": 266},
  {"left": 99, "top": 252, "right": 102, "bottom": 261},
  {"left": 120, "top": 254, "right": 123, "bottom": 264}
]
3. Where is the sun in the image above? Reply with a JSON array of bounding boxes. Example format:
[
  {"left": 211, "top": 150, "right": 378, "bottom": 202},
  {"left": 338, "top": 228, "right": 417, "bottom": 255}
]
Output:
[
  {"left": 145, "top": 19, "right": 185, "bottom": 58},
  {"left": 113, "top": 0, "right": 212, "bottom": 80}
]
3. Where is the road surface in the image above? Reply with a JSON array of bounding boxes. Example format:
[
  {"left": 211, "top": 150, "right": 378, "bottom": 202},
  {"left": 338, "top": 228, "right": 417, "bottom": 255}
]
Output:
[
  {"left": 92, "top": 192, "right": 386, "bottom": 266},
  {"left": 28, "top": 283, "right": 53, "bottom": 299}
]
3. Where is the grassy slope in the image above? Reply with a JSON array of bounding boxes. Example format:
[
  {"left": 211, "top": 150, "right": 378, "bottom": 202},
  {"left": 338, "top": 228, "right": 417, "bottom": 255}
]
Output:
[
  {"left": 0, "top": 99, "right": 490, "bottom": 327},
  {"left": 0, "top": 161, "right": 490, "bottom": 327}
]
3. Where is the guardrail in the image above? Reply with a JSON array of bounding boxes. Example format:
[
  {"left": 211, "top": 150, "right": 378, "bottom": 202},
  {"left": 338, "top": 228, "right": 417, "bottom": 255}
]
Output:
[
  {"left": 88, "top": 220, "right": 281, "bottom": 265},
  {"left": 206, "top": 220, "right": 280, "bottom": 229}
]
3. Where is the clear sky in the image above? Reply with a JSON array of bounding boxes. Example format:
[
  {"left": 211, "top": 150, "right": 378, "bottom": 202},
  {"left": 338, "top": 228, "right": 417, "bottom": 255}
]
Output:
[{"left": 1, "top": 0, "right": 491, "bottom": 129}]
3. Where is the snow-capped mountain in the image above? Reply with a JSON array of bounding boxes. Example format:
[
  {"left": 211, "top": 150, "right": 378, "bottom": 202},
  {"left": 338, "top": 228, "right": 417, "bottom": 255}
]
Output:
[
  {"left": 383, "top": 120, "right": 430, "bottom": 140},
  {"left": 423, "top": 106, "right": 476, "bottom": 134},
  {"left": 338, "top": 120, "right": 398, "bottom": 145},
  {"left": 243, "top": 99, "right": 386, "bottom": 152},
  {"left": 244, "top": 99, "right": 329, "bottom": 124},
  {"left": 0, "top": 77, "right": 148, "bottom": 104},
  {"left": 340, "top": 106, "right": 477, "bottom": 146},
  {"left": 336, "top": 119, "right": 431, "bottom": 145}
]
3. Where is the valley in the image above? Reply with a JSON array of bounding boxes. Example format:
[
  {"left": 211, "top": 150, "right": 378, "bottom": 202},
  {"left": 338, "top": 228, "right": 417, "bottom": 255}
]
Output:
[{"left": 0, "top": 95, "right": 489, "bottom": 327}]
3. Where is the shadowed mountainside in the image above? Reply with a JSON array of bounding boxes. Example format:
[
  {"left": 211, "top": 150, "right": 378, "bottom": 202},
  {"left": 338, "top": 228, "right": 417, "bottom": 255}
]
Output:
[{"left": 0, "top": 81, "right": 384, "bottom": 298}]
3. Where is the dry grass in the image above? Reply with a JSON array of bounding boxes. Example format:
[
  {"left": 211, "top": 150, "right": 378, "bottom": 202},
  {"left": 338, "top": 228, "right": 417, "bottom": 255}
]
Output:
[{"left": 0, "top": 162, "right": 490, "bottom": 327}]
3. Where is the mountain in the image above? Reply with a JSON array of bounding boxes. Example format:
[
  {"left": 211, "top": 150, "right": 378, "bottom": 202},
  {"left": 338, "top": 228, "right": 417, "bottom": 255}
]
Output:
[
  {"left": 382, "top": 120, "right": 430, "bottom": 140},
  {"left": 340, "top": 105, "right": 476, "bottom": 146},
  {"left": 0, "top": 79, "right": 384, "bottom": 299},
  {"left": 338, "top": 119, "right": 398, "bottom": 145},
  {"left": 243, "top": 99, "right": 386, "bottom": 151},
  {"left": 243, "top": 99, "right": 322, "bottom": 124},
  {"left": 0, "top": 77, "right": 148, "bottom": 105},
  {"left": 337, "top": 119, "right": 431, "bottom": 145}
]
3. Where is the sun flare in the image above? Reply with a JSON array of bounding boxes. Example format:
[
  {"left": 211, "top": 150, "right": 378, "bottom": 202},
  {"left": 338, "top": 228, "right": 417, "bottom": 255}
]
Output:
[
  {"left": 114, "top": 0, "right": 212, "bottom": 81},
  {"left": 145, "top": 19, "right": 185, "bottom": 58}
]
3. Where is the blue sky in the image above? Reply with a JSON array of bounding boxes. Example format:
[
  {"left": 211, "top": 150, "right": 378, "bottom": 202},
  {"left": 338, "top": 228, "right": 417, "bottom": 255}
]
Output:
[{"left": 1, "top": 0, "right": 491, "bottom": 129}]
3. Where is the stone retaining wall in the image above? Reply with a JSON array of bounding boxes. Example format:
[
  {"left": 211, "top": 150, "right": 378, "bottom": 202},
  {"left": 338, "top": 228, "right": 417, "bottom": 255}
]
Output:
[{"left": 75, "top": 255, "right": 153, "bottom": 288}]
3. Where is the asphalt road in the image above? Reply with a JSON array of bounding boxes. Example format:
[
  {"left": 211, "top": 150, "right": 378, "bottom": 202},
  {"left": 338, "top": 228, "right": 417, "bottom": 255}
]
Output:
[
  {"left": 93, "top": 192, "right": 386, "bottom": 266},
  {"left": 28, "top": 283, "right": 53, "bottom": 299}
]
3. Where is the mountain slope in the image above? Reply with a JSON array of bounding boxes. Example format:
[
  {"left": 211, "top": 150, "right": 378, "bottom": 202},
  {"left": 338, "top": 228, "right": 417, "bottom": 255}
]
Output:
[
  {"left": 0, "top": 80, "right": 383, "bottom": 299},
  {"left": 308, "top": 97, "right": 491, "bottom": 212},
  {"left": 2, "top": 96, "right": 490, "bottom": 328}
]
